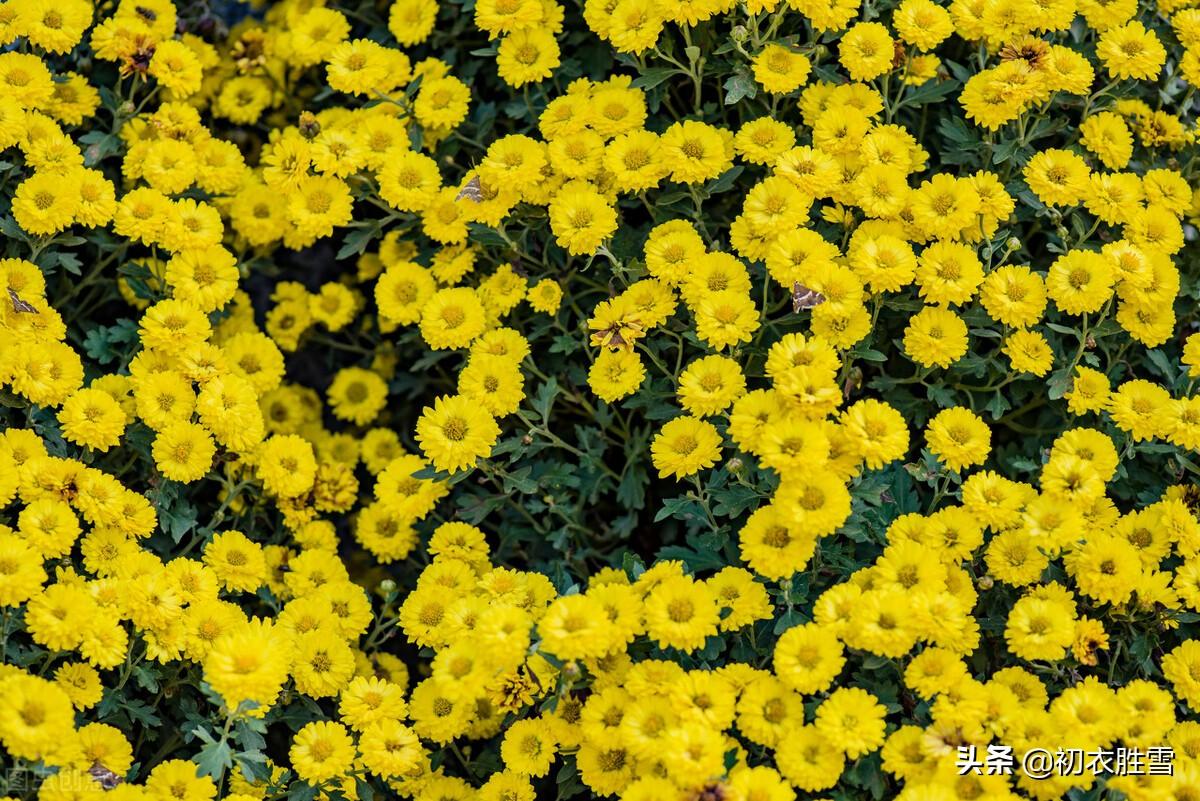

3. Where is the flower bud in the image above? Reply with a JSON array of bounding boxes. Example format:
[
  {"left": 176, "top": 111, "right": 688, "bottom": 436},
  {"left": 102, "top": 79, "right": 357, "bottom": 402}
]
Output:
[{"left": 298, "top": 111, "right": 321, "bottom": 139}]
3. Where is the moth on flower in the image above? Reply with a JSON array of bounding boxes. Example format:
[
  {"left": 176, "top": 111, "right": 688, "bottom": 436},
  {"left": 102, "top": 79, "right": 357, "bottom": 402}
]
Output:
[{"left": 587, "top": 295, "right": 646, "bottom": 351}]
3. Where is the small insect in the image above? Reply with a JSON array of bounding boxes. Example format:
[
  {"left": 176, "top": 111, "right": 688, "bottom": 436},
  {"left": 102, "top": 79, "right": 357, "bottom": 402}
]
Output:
[
  {"left": 792, "top": 282, "right": 826, "bottom": 312},
  {"left": 135, "top": 5, "right": 157, "bottom": 21},
  {"left": 1179, "top": 484, "right": 1200, "bottom": 514},
  {"left": 455, "top": 175, "right": 483, "bottom": 203},
  {"left": 589, "top": 321, "right": 644, "bottom": 351},
  {"left": 120, "top": 37, "right": 157, "bottom": 77},
  {"left": 7, "top": 288, "right": 36, "bottom": 314},
  {"left": 131, "top": 46, "right": 154, "bottom": 71},
  {"left": 590, "top": 326, "right": 626, "bottom": 349},
  {"left": 89, "top": 763, "right": 124, "bottom": 791},
  {"left": 692, "top": 785, "right": 727, "bottom": 801},
  {"left": 999, "top": 38, "right": 1050, "bottom": 68}
]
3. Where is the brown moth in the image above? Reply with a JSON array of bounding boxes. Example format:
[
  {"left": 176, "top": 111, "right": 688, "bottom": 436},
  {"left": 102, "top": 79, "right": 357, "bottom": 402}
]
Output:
[
  {"left": 455, "top": 176, "right": 483, "bottom": 203},
  {"left": 88, "top": 763, "right": 124, "bottom": 791},
  {"left": 596, "top": 326, "right": 626, "bottom": 348},
  {"left": 589, "top": 319, "right": 645, "bottom": 350},
  {"left": 792, "top": 282, "right": 826, "bottom": 312},
  {"left": 8, "top": 288, "right": 36, "bottom": 314}
]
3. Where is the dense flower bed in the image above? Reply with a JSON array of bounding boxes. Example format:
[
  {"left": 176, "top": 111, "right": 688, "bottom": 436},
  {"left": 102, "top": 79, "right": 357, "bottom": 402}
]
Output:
[{"left": 3, "top": 0, "right": 1200, "bottom": 798}]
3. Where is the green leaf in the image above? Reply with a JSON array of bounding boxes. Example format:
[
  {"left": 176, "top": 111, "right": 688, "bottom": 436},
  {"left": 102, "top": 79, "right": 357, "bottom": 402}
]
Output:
[
  {"left": 555, "top": 757, "right": 586, "bottom": 800},
  {"left": 57, "top": 252, "right": 82, "bottom": 275},
  {"left": 1046, "top": 368, "right": 1072, "bottom": 400},
  {"left": 654, "top": 495, "right": 704, "bottom": 524},
  {"left": 984, "top": 391, "right": 1010, "bottom": 420},
  {"left": 991, "top": 137, "right": 1022, "bottom": 164},
  {"left": 710, "top": 484, "right": 761, "bottom": 518},
  {"left": 467, "top": 223, "right": 510, "bottom": 249},
  {"left": 0, "top": 216, "right": 27, "bottom": 242},
  {"left": 163, "top": 499, "right": 199, "bottom": 544},
  {"left": 79, "top": 131, "right": 124, "bottom": 165},
  {"left": 0, "top": 390, "right": 26, "bottom": 409},
  {"left": 288, "top": 782, "right": 320, "bottom": 801},
  {"left": 853, "top": 473, "right": 892, "bottom": 506},
  {"left": 1090, "top": 319, "right": 1124, "bottom": 339},
  {"left": 234, "top": 751, "right": 272, "bottom": 783},
  {"left": 631, "top": 68, "right": 679, "bottom": 90},
  {"left": 705, "top": 166, "right": 744, "bottom": 195},
  {"left": 617, "top": 461, "right": 648, "bottom": 511},
  {"left": 132, "top": 664, "right": 160, "bottom": 693},
  {"left": 82, "top": 319, "right": 139, "bottom": 365},
  {"left": 548, "top": 334, "right": 581, "bottom": 355},
  {"left": 656, "top": 542, "right": 726, "bottom": 572},
  {"left": 772, "top": 608, "right": 804, "bottom": 634},
  {"left": 234, "top": 718, "right": 268, "bottom": 752},
  {"left": 723, "top": 72, "right": 757, "bottom": 105},
  {"left": 1129, "top": 633, "right": 1157, "bottom": 675},
  {"left": 193, "top": 739, "right": 233, "bottom": 780},
  {"left": 336, "top": 224, "right": 381, "bottom": 260},
  {"left": 926, "top": 383, "right": 956, "bottom": 408},
  {"left": 532, "top": 378, "right": 559, "bottom": 422},
  {"left": 501, "top": 466, "right": 538, "bottom": 495},
  {"left": 118, "top": 261, "right": 162, "bottom": 301},
  {"left": 936, "top": 117, "right": 981, "bottom": 166},
  {"left": 104, "top": 695, "right": 161, "bottom": 727},
  {"left": 846, "top": 753, "right": 887, "bottom": 800},
  {"left": 621, "top": 551, "right": 646, "bottom": 580},
  {"left": 900, "top": 78, "right": 960, "bottom": 108},
  {"left": 854, "top": 348, "right": 888, "bottom": 362},
  {"left": 1146, "top": 348, "right": 1176, "bottom": 384},
  {"left": 943, "top": 59, "right": 973, "bottom": 83}
]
